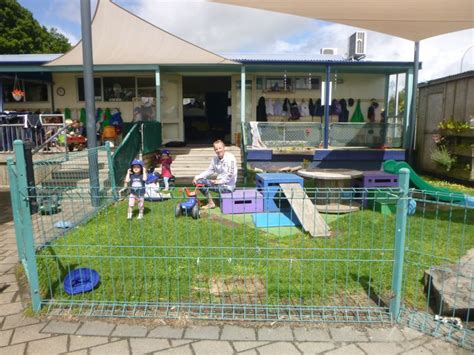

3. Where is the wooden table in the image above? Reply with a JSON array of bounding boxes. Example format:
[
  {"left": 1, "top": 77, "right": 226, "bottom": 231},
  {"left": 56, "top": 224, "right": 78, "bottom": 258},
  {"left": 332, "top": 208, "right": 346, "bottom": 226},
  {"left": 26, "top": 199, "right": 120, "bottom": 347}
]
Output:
[{"left": 297, "top": 168, "right": 363, "bottom": 213}]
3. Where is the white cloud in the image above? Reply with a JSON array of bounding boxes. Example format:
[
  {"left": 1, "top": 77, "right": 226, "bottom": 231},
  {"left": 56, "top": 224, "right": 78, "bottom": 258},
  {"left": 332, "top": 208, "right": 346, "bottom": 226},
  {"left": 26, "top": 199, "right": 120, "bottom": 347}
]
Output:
[{"left": 121, "top": 0, "right": 473, "bottom": 81}]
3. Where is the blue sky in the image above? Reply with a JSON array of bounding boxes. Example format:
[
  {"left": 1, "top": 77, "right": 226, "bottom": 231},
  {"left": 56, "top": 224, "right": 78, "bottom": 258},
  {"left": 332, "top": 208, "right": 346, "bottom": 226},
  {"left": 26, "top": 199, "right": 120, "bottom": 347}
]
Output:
[{"left": 17, "top": 0, "right": 474, "bottom": 81}]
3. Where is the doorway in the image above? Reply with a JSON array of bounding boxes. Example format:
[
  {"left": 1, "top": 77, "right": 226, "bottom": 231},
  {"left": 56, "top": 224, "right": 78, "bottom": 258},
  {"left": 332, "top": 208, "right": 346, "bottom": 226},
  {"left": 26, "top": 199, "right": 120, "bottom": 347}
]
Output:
[{"left": 182, "top": 76, "right": 231, "bottom": 144}]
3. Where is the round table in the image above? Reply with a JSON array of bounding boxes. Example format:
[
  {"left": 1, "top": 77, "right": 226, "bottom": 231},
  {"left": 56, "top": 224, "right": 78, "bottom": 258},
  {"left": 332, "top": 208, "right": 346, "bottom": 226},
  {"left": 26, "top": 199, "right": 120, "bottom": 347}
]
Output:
[{"left": 297, "top": 168, "right": 363, "bottom": 213}]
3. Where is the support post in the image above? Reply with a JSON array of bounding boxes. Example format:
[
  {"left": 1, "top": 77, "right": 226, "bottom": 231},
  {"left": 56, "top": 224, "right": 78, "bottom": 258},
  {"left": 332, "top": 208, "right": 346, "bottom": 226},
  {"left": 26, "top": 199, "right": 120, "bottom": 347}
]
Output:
[
  {"left": 155, "top": 68, "right": 161, "bottom": 122},
  {"left": 390, "top": 167, "right": 410, "bottom": 321},
  {"left": 403, "top": 68, "right": 414, "bottom": 150},
  {"left": 383, "top": 74, "right": 390, "bottom": 146},
  {"left": 240, "top": 66, "right": 248, "bottom": 184},
  {"left": 323, "top": 65, "right": 331, "bottom": 149},
  {"left": 0, "top": 79, "right": 4, "bottom": 112},
  {"left": 13, "top": 140, "right": 41, "bottom": 312},
  {"left": 80, "top": 0, "right": 99, "bottom": 206},
  {"left": 407, "top": 41, "right": 420, "bottom": 163}
]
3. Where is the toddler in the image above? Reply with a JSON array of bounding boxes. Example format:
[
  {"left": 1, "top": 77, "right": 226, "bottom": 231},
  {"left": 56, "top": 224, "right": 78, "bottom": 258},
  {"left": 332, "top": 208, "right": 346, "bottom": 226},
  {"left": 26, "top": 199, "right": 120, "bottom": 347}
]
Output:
[
  {"left": 157, "top": 149, "right": 173, "bottom": 191},
  {"left": 125, "top": 159, "right": 147, "bottom": 219}
]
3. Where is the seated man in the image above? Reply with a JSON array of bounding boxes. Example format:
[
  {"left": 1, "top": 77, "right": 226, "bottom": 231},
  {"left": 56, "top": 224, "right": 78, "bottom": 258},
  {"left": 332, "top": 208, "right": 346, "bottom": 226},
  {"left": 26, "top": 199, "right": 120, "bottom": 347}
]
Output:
[{"left": 193, "top": 140, "right": 237, "bottom": 209}]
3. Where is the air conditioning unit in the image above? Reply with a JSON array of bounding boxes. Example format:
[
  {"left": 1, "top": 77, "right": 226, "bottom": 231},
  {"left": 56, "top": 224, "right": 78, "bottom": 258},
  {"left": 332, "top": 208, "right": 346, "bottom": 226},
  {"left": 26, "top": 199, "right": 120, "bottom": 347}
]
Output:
[
  {"left": 320, "top": 48, "right": 338, "bottom": 55},
  {"left": 348, "top": 31, "right": 366, "bottom": 60}
]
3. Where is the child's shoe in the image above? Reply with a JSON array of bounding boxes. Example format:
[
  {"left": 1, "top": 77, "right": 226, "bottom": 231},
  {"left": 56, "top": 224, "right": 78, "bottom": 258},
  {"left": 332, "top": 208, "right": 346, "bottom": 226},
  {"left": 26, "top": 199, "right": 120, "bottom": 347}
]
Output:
[
  {"left": 137, "top": 213, "right": 144, "bottom": 220},
  {"left": 127, "top": 212, "right": 132, "bottom": 220}
]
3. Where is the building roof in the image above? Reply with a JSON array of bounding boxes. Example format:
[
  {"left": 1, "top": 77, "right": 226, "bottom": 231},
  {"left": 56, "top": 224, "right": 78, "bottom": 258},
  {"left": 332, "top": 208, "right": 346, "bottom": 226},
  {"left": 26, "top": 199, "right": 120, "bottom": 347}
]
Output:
[
  {"left": 210, "top": 0, "right": 474, "bottom": 42},
  {"left": 0, "top": 54, "right": 61, "bottom": 64},
  {"left": 221, "top": 53, "right": 348, "bottom": 62},
  {"left": 418, "top": 70, "right": 474, "bottom": 87},
  {"left": 46, "top": 0, "right": 236, "bottom": 67}
]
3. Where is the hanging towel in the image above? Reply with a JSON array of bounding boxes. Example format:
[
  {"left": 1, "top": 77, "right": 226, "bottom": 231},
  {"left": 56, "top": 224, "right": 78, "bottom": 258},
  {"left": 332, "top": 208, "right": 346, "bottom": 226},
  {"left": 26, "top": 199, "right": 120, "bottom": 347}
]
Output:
[
  {"left": 350, "top": 99, "right": 365, "bottom": 122},
  {"left": 250, "top": 121, "right": 266, "bottom": 148}
]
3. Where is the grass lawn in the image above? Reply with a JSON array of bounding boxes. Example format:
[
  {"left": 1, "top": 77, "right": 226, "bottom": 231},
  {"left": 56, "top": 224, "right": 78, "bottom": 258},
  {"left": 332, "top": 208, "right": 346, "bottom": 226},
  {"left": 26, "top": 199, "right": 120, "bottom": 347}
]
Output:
[{"left": 36, "top": 188, "right": 473, "bottom": 313}]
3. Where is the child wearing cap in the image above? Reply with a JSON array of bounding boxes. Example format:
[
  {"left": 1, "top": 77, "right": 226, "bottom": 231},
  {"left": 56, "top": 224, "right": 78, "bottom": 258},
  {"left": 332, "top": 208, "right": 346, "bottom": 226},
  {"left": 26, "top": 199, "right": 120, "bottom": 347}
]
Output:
[
  {"left": 156, "top": 150, "right": 173, "bottom": 191},
  {"left": 125, "top": 159, "right": 148, "bottom": 219}
]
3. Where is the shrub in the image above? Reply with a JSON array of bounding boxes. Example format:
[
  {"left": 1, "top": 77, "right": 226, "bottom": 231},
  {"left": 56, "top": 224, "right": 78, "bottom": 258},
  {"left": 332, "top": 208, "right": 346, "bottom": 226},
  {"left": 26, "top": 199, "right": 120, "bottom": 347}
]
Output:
[{"left": 431, "top": 146, "right": 456, "bottom": 172}]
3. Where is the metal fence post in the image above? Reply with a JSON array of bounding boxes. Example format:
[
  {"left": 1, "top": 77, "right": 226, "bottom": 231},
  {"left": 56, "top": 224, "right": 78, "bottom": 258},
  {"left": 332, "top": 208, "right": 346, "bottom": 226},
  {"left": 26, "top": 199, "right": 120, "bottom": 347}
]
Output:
[
  {"left": 6, "top": 157, "right": 26, "bottom": 262},
  {"left": 105, "top": 141, "right": 118, "bottom": 199},
  {"left": 390, "top": 167, "right": 410, "bottom": 321},
  {"left": 13, "top": 140, "right": 42, "bottom": 311}
]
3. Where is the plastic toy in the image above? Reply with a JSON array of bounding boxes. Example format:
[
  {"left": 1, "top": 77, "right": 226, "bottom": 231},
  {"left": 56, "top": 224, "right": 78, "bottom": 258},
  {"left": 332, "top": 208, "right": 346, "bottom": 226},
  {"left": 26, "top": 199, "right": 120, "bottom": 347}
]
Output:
[
  {"left": 175, "top": 184, "right": 204, "bottom": 219},
  {"left": 67, "top": 135, "right": 87, "bottom": 152},
  {"left": 38, "top": 194, "right": 61, "bottom": 215},
  {"left": 63, "top": 268, "right": 100, "bottom": 295}
]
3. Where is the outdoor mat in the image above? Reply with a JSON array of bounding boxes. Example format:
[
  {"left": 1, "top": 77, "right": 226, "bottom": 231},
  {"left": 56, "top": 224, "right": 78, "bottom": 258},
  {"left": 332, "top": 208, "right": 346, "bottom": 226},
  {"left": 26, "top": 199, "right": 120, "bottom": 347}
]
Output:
[{"left": 252, "top": 212, "right": 300, "bottom": 228}]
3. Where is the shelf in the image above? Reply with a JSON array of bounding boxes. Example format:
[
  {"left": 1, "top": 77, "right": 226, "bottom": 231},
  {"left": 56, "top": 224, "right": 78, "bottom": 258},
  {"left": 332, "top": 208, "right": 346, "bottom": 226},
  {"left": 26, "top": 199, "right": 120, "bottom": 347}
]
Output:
[{"left": 439, "top": 129, "right": 474, "bottom": 138}]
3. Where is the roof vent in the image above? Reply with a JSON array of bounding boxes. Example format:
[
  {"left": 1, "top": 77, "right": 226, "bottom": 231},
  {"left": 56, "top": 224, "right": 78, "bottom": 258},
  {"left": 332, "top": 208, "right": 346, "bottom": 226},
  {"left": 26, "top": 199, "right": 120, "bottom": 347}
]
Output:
[
  {"left": 320, "top": 48, "right": 338, "bottom": 55},
  {"left": 348, "top": 31, "right": 366, "bottom": 60}
]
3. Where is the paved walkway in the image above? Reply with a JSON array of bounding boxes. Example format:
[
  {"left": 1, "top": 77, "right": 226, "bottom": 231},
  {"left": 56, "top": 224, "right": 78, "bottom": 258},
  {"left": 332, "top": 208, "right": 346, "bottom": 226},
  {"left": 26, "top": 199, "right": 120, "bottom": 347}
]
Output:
[{"left": 0, "top": 189, "right": 469, "bottom": 354}]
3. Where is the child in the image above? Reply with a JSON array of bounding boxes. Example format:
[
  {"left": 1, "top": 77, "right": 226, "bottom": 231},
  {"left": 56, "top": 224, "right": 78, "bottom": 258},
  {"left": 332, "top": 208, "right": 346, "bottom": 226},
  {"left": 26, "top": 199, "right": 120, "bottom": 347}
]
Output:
[
  {"left": 125, "top": 159, "right": 147, "bottom": 219},
  {"left": 157, "top": 149, "right": 173, "bottom": 191}
]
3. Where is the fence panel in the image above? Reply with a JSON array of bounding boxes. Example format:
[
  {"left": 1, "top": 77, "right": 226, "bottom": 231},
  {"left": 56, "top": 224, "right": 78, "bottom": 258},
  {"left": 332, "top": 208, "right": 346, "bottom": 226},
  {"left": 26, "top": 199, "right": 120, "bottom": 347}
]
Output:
[
  {"left": 329, "top": 123, "right": 402, "bottom": 148},
  {"left": 245, "top": 122, "right": 322, "bottom": 148},
  {"left": 400, "top": 189, "right": 474, "bottom": 350}
]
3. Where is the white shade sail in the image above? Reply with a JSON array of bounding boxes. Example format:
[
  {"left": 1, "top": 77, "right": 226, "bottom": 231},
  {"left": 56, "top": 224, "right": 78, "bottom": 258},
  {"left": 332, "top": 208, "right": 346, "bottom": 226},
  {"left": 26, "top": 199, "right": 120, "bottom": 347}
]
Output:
[
  {"left": 46, "top": 0, "right": 236, "bottom": 66},
  {"left": 210, "top": 0, "right": 474, "bottom": 41}
]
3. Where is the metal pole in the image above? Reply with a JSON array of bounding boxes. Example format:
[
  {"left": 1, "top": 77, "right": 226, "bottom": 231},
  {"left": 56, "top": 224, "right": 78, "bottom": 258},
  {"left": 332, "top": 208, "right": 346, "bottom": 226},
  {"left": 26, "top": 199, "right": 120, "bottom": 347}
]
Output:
[
  {"left": 323, "top": 65, "right": 331, "bottom": 149},
  {"left": 80, "top": 0, "right": 100, "bottom": 206},
  {"left": 407, "top": 41, "right": 419, "bottom": 163},
  {"left": 13, "top": 140, "right": 42, "bottom": 311},
  {"left": 394, "top": 74, "right": 399, "bottom": 120},
  {"left": 0, "top": 79, "right": 4, "bottom": 112},
  {"left": 390, "top": 167, "right": 410, "bottom": 321}
]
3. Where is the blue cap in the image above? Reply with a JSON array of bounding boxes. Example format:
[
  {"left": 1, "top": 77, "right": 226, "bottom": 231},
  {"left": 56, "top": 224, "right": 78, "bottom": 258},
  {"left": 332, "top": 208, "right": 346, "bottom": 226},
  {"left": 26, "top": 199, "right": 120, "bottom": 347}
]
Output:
[{"left": 131, "top": 159, "right": 144, "bottom": 167}]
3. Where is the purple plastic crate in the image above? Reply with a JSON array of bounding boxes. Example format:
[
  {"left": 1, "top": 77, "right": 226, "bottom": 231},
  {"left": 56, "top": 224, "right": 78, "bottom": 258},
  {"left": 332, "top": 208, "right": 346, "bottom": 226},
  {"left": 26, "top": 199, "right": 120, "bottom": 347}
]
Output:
[
  {"left": 355, "top": 171, "right": 399, "bottom": 207},
  {"left": 220, "top": 189, "right": 264, "bottom": 214},
  {"left": 358, "top": 170, "right": 398, "bottom": 188}
]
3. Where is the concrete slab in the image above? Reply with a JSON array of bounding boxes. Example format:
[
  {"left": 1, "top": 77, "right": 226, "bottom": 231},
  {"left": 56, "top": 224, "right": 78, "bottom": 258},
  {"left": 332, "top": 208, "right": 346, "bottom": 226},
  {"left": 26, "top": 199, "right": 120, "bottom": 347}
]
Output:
[
  {"left": 326, "top": 344, "right": 365, "bottom": 355},
  {"left": 192, "top": 340, "right": 234, "bottom": 354},
  {"left": 184, "top": 326, "right": 220, "bottom": 340},
  {"left": 148, "top": 325, "right": 184, "bottom": 339},
  {"left": 0, "top": 328, "right": 13, "bottom": 347},
  {"left": 330, "top": 327, "right": 368, "bottom": 342},
  {"left": 221, "top": 325, "right": 256, "bottom": 341},
  {"left": 257, "top": 342, "right": 301, "bottom": 355},
  {"left": 68, "top": 335, "right": 110, "bottom": 351},
  {"left": 76, "top": 321, "right": 115, "bottom": 337},
  {"left": 293, "top": 328, "right": 331, "bottom": 341},
  {"left": 25, "top": 335, "right": 68, "bottom": 354},
  {"left": 233, "top": 341, "right": 269, "bottom": 352},
  {"left": 10, "top": 323, "right": 50, "bottom": 344},
  {"left": 296, "top": 342, "right": 336, "bottom": 354},
  {"left": 367, "top": 327, "right": 405, "bottom": 342},
  {"left": 358, "top": 342, "right": 403, "bottom": 355},
  {"left": 258, "top": 327, "right": 294, "bottom": 341},
  {"left": 1, "top": 313, "right": 40, "bottom": 330},
  {"left": 129, "top": 338, "right": 170, "bottom": 354},
  {"left": 0, "top": 342, "right": 26, "bottom": 355},
  {"left": 42, "top": 320, "right": 80, "bottom": 335},
  {"left": 112, "top": 324, "right": 148, "bottom": 338},
  {"left": 89, "top": 340, "right": 130, "bottom": 355}
]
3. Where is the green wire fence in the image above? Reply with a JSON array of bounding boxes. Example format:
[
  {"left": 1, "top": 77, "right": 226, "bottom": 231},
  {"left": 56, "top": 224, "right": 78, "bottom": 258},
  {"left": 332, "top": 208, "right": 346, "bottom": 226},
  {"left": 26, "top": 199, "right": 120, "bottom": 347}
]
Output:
[{"left": 7, "top": 140, "right": 474, "bottom": 350}]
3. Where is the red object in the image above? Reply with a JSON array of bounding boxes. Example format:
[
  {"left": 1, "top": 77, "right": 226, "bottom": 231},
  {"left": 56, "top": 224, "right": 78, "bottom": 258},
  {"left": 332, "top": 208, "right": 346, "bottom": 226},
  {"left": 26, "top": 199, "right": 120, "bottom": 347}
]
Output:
[{"left": 67, "top": 136, "right": 86, "bottom": 144}]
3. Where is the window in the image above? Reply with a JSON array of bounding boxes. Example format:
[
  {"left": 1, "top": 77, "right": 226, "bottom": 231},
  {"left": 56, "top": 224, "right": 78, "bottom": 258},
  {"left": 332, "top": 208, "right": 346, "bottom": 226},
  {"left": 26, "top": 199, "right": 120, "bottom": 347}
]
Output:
[
  {"left": 137, "top": 77, "right": 156, "bottom": 97},
  {"left": 77, "top": 77, "right": 102, "bottom": 101},
  {"left": 103, "top": 77, "right": 135, "bottom": 102},
  {"left": 1, "top": 78, "right": 48, "bottom": 102}
]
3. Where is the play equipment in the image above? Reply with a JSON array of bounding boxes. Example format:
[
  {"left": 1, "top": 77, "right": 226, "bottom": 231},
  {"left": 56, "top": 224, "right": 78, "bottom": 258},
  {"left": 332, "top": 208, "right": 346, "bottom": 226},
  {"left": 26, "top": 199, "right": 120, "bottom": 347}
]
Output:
[
  {"left": 383, "top": 160, "right": 467, "bottom": 203},
  {"left": 252, "top": 212, "right": 300, "bottom": 227},
  {"left": 220, "top": 189, "right": 264, "bottom": 214},
  {"left": 146, "top": 168, "right": 175, "bottom": 190},
  {"left": 354, "top": 170, "right": 399, "bottom": 207},
  {"left": 175, "top": 184, "right": 203, "bottom": 219},
  {"left": 279, "top": 183, "right": 330, "bottom": 237},
  {"left": 63, "top": 268, "right": 100, "bottom": 295},
  {"left": 256, "top": 173, "right": 304, "bottom": 212}
]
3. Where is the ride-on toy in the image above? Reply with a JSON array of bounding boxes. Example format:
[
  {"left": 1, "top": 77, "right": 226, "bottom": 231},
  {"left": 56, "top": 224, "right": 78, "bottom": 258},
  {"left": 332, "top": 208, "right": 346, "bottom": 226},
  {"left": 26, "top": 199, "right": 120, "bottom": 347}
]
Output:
[{"left": 175, "top": 184, "right": 204, "bottom": 219}]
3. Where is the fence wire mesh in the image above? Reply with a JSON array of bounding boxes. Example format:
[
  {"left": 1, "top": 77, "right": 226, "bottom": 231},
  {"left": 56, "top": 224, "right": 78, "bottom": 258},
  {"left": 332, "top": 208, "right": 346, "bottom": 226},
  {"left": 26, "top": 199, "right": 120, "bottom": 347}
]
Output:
[
  {"left": 244, "top": 122, "right": 403, "bottom": 148},
  {"left": 8, "top": 145, "right": 474, "bottom": 349}
]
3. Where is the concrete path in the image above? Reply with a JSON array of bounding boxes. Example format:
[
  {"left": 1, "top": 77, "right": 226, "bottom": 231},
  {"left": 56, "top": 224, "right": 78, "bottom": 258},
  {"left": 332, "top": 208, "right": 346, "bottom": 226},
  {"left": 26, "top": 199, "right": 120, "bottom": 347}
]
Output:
[{"left": 0, "top": 189, "right": 469, "bottom": 354}]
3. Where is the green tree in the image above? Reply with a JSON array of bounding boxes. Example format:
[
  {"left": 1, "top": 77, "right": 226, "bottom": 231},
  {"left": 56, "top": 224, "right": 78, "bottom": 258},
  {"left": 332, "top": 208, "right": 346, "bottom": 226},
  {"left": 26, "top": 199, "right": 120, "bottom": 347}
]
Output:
[
  {"left": 388, "top": 89, "right": 405, "bottom": 118},
  {"left": 0, "top": 0, "right": 71, "bottom": 54}
]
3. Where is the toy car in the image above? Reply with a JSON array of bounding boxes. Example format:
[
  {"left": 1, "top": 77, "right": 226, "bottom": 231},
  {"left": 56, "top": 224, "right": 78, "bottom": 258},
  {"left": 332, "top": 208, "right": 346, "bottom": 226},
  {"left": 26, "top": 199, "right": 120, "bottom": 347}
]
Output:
[
  {"left": 175, "top": 185, "right": 203, "bottom": 219},
  {"left": 67, "top": 135, "right": 87, "bottom": 152}
]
